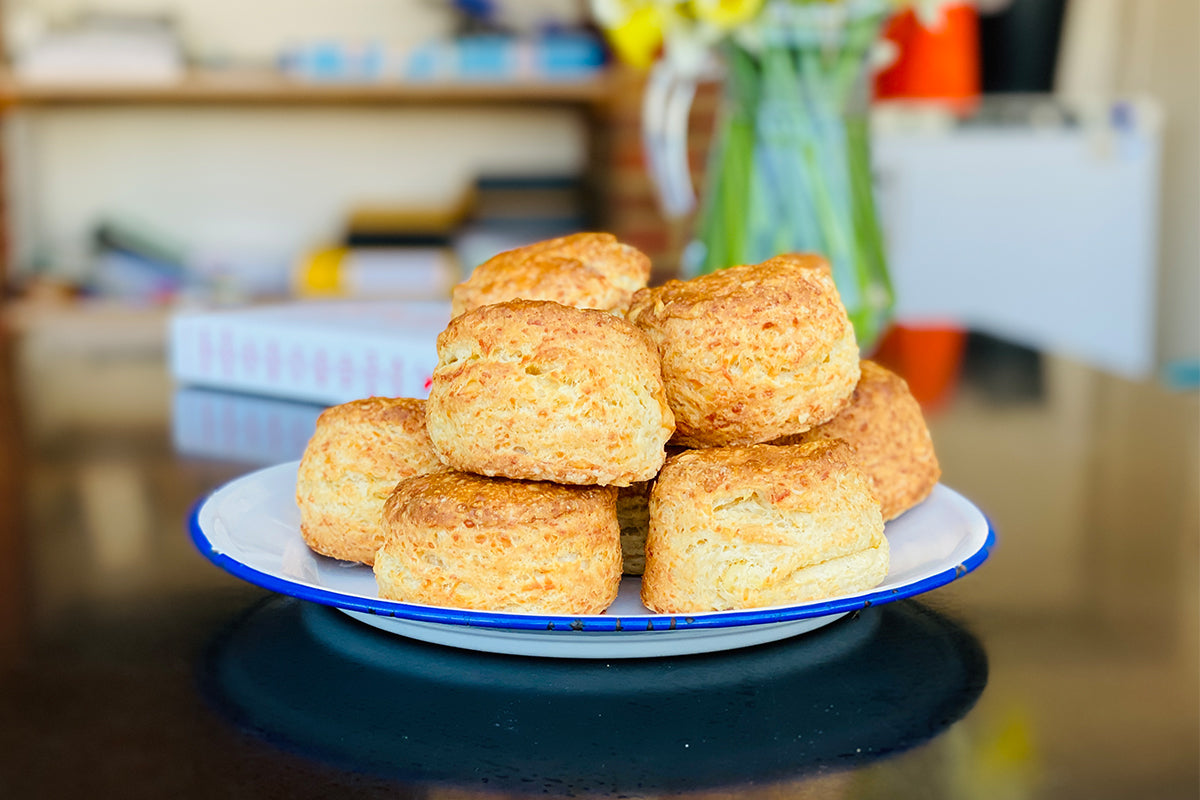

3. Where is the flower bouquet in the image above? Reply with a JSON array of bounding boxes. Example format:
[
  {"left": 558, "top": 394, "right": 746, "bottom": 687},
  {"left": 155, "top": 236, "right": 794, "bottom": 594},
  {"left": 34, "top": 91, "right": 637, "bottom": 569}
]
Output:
[{"left": 591, "top": 0, "right": 956, "bottom": 352}]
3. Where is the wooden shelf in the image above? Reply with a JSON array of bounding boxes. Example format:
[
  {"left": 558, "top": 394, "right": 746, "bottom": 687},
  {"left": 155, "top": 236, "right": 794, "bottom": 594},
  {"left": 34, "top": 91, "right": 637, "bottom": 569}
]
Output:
[
  {"left": 0, "top": 65, "right": 623, "bottom": 295},
  {"left": 0, "top": 68, "right": 617, "bottom": 110}
]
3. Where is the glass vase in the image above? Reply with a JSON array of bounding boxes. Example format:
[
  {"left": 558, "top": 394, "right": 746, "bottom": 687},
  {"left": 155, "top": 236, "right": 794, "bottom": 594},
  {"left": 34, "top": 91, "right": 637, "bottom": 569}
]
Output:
[{"left": 689, "top": 2, "right": 894, "bottom": 353}]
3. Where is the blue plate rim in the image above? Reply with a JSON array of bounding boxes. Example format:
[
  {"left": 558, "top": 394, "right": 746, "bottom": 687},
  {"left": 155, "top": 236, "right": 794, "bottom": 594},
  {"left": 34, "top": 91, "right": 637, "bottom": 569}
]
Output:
[{"left": 188, "top": 470, "right": 996, "bottom": 634}]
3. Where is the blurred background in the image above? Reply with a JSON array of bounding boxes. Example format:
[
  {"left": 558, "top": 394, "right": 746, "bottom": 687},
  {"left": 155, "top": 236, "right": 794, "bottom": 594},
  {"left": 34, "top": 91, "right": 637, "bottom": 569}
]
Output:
[
  {"left": 0, "top": 3, "right": 1196, "bottom": 796},
  {"left": 0, "top": 0, "right": 1193, "bottom": 464},
  {"left": 0, "top": 0, "right": 1193, "bottom": 445},
  {"left": 0, "top": 0, "right": 1195, "bottom": 389}
]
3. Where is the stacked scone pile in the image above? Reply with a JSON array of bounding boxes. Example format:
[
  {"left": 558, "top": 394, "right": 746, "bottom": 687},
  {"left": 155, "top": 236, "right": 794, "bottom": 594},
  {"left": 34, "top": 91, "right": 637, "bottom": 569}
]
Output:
[{"left": 295, "top": 232, "right": 940, "bottom": 615}]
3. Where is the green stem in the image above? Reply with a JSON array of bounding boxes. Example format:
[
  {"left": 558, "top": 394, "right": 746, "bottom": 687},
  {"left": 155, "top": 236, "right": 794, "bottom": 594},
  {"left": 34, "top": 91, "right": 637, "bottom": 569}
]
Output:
[{"left": 689, "top": 6, "right": 896, "bottom": 350}]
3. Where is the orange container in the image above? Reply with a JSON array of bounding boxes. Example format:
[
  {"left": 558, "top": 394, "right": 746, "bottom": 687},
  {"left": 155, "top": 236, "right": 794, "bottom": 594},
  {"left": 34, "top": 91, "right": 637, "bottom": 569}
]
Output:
[
  {"left": 874, "top": 2, "right": 981, "bottom": 111},
  {"left": 871, "top": 2, "right": 977, "bottom": 406},
  {"left": 872, "top": 323, "right": 967, "bottom": 410}
]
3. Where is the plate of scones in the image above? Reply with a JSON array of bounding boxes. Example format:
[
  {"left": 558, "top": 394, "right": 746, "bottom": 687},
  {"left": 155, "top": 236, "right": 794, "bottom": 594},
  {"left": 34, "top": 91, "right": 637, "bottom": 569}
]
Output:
[{"left": 191, "top": 234, "right": 994, "bottom": 658}]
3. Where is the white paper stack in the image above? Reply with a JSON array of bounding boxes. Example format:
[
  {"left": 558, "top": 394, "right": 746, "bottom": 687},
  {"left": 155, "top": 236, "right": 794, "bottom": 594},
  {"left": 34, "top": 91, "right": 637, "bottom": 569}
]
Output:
[{"left": 168, "top": 300, "right": 449, "bottom": 405}]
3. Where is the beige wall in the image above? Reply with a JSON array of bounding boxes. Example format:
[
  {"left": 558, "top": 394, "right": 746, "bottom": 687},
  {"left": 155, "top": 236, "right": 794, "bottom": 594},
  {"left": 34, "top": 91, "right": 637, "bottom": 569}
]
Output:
[
  {"left": 1060, "top": 0, "right": 1200, "bottom": 368},
  {"left": 1121, "top": 0, "right": 1200, "bottom": 368}
]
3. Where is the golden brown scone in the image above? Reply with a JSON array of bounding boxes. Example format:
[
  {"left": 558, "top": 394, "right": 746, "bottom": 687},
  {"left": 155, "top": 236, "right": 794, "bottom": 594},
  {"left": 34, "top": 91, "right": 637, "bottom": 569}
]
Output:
[
  {"left": 451, "top": 232, "right": 651, "bottom": 317},
  {"left": 296, "top": 397, "right": 446, "bottom": 565},
  {"left": 774, "top": 360, "right": 941, "bottom": 520},
  {"left": 425, "top": 299, "right": 675, "bottom": 486},
  {"left": 626, "top": 253, "right": 860, "bottom": 448},
  {"left": 375, "top": 471, "right": 622, "bottom": 614},
  {"left": 641, "top": 441, "right": 888, "bottom": 613}
]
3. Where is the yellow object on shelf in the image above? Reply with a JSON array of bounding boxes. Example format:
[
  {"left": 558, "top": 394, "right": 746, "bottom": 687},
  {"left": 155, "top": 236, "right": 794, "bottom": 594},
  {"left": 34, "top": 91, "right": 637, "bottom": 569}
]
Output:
[
  {"left": 298, "top": 246, "right": 346, "bottom": 295},
  {"left": 294, "top": 245, "right": 460, "bottom": 300}
]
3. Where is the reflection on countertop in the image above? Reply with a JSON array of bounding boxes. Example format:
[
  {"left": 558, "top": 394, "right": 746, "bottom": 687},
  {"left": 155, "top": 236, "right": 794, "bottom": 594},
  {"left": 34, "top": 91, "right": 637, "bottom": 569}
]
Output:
[
  {"left": 202, "top": 597, "right": 985, "bottom": 795},
  {"left": 0, "top": 320, "right": 1196, "bottom": 799}
]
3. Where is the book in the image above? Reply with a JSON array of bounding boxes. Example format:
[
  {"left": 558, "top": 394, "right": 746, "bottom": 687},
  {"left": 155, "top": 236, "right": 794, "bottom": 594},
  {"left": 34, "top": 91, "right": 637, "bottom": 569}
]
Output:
[
  {"left": 470, "top": 175, "right": 587, "bottom": 227},
  {"left": 168, "top": 300, "right": 449, "bottom": 405},
  {"left": 292, "top": 246, "right": 460, "bottom": 299}
]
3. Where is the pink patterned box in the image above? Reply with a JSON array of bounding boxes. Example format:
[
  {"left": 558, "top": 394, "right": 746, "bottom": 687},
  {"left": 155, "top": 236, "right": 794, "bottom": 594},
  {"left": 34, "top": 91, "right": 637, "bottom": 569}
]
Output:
[{"left": 168, "top": 300, "right": 449, "bottom": 405}]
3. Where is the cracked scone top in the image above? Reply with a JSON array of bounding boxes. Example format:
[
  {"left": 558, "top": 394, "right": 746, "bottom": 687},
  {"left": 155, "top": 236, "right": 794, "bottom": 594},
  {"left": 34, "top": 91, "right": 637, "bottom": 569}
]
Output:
[
  {"left": 627, "top": 253, "right": 860, "bottom": 448},
  {"left": 425, "top": 299, "right": 676, "bottom": 486},
  {"left": 451, "top": 232, "right": 651, "bottom": 317}
]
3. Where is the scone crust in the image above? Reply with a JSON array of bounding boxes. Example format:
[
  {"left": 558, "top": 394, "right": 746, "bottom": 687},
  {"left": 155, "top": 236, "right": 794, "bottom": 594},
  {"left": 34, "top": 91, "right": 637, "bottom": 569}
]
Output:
[
  {"left": 426, "top": 299, "right": 675, "bottom": 486},
  {"left": 627, "top": 254, "right": 860, "bottom": 447},
  {"left": 641, "top": 441, "right": 887, "bottom": 613},
  {"left": 295, "top": 397, "right": 446, "bottom": 565},
  {"left": 451, "top": 232, "right": 651, "bottom": 317},
  {"left": 775, "top": 360, "right": 941, "bottom": 520},
  {"left": 375, "top": 471, "right": 622, "bottom": 614}
]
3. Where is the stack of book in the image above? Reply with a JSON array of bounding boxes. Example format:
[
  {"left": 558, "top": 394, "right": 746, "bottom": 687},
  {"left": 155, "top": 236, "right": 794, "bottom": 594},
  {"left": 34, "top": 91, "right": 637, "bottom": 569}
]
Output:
[
  {"left": 293, "top": 202, "right": 467, "bottom": 300},
  {"left": 455, "top": 174, "right": 589, "bottom": 271},
  {"left": 90, "top": 217, "right": 193, "bottom": 303}
]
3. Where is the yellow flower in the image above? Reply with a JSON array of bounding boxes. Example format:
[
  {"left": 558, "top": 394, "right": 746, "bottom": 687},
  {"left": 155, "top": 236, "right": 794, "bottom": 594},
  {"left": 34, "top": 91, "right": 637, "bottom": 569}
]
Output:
[
  {"left": 591, "top": 0, "right": 669, "bottom": 69},
  {"left": 688, "top": 0, "right": 765, "bottom": 30}
]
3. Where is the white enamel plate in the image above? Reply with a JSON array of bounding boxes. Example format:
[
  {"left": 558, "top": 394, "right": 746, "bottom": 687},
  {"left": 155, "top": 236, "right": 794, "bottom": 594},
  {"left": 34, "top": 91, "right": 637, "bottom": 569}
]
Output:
[{"left": 190, "top": 461, "right": 994, "bottom": 658}]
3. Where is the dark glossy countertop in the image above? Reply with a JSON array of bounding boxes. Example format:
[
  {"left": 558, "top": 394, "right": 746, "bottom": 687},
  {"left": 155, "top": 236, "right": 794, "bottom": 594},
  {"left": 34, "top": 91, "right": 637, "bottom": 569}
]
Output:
[{"left": 0, "top": 323, "right": 1196, "bottom": 799}]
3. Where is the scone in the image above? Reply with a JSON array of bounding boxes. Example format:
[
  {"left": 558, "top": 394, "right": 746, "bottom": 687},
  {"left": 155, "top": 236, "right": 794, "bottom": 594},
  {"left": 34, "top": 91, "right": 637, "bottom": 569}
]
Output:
[
  {"left": 616, "top": 446, "right": 687, "bottom": 576},
  {"left": 296, "top": 397, "right": 446, "bottom": 565},
  {"left": 425, "top": 299, "right": 675, "bottom": 486},
  {"left": 375, "top": 471, "right": 622, "bottom": 614},
  {"left": 641, "top": 441, "right": 888, "bottom": 613},
  {"left": 616, "top": 480, "right": 652, "bottom": 576},
  {"left": 775, "top": 360, "right": 941, "bottom": 520},
  {"left": 451, "top": 232, "right": 651, "bottom": 317},
  {"left": 626, "top": 254, "right": 860, "bottom": 447}
]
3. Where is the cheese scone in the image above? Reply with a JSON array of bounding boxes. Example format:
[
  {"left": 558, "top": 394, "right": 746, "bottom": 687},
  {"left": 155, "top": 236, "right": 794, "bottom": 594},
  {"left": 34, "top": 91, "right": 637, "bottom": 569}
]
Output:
[
  {"left": 376, "top": 470, "right": 621, "bottom": 614},
  {"left": 425, "top": 299, "right": 675, "bottom": 486},
  {"left": 451, "top": 232, "right": 651, "bottom": 318},
  {"left": 296, "top": 397, "right": 445, "bottom": 565},
  {"left": 627, "top": 254, "right": 860, "bottom": 448},
  {"left": 775, "top": 360, "right": 941, "bottom": 520},
  {"left": 641, "top": 441, "right": 888, "bottom": 613}
]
